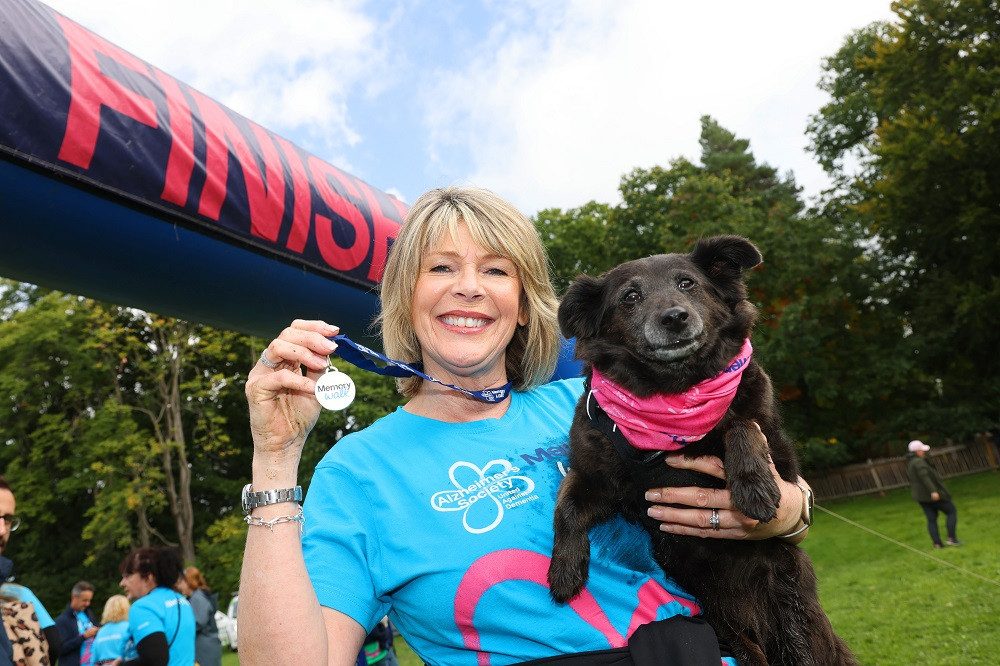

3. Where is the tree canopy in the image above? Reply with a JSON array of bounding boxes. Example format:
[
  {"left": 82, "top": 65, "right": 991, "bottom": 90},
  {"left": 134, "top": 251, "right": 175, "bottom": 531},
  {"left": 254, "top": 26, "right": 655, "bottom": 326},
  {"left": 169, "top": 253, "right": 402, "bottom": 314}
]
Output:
[
  {"left": 807, "top": 0, "right": 1000, "bottom": 435},
  {"left": 0, "top": 284, "right": 403, "bottom": 610},
  {"left": 538, "top": 116, "right": 911, "bottom": 469}
]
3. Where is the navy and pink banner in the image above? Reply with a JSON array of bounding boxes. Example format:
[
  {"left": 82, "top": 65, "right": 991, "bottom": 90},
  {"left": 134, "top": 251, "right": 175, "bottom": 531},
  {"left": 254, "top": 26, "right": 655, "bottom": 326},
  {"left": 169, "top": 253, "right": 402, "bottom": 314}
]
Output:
[
  {"left": 0, "top": 0, "right": 581, "bottom": 376},
  {"left": 0, "top": 0, "right": 404, "bottom": 340}
]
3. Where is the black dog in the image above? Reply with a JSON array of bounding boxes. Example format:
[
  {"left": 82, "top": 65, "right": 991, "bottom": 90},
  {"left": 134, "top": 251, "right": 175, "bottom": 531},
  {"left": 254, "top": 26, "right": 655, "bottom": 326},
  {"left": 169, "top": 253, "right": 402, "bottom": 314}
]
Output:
[{"left": 548, "top": 236, "right": 856, "bottom": 665}]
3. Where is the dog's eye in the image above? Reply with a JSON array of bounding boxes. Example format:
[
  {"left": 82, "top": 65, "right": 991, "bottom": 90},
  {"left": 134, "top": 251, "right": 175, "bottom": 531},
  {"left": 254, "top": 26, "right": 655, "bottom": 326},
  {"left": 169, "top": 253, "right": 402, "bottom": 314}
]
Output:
[
  {"left": 677, "top": 278, "right": 695, "bottom": 290},
  {"left": 622, "top": 289, "right": 642, "bottom": 304}
]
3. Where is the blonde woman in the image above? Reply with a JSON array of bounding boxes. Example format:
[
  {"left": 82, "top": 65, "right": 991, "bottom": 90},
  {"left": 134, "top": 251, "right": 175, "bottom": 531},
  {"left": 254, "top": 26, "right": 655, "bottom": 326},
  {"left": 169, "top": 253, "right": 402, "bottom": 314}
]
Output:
[
  {"left": 241, "top": 186, "right": 808, "bottom": 664},
  {"left": 91, "top": 595, "right": 133, "bottom": 665}
]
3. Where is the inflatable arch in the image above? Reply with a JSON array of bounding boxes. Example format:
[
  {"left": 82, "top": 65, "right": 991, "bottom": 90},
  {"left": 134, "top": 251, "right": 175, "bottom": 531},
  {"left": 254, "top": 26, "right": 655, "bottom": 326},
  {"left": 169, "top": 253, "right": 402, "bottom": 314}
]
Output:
[{"left": 0, "top": 0, "right": 580, "bottom": 377}]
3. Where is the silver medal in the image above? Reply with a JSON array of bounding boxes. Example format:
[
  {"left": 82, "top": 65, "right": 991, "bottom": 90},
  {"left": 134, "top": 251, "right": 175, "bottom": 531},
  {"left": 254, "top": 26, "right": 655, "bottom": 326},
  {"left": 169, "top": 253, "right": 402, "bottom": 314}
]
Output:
[{"left": 314, "top": 365, "right": 356, "bottom": 411}]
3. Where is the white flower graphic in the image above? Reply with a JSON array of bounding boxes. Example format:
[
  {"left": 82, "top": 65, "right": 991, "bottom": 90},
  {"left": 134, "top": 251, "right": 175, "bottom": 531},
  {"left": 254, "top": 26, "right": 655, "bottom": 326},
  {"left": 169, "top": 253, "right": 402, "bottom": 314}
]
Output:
[{"left": 430, "top": 459, "right": 534, "bottom": 534}]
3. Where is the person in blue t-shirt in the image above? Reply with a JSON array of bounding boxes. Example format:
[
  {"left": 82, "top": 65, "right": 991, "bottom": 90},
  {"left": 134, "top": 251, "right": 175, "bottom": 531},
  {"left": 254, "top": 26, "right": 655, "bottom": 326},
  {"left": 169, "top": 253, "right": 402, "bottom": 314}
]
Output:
[
  {"left": 91, "top": 595, "right": 136, "bottom": 665},
  {"left": 239, "top": 186, "right": 811, "bottom": 665},
  {"left": 109, "top": 547, "right": 194, "bottom": 666}
]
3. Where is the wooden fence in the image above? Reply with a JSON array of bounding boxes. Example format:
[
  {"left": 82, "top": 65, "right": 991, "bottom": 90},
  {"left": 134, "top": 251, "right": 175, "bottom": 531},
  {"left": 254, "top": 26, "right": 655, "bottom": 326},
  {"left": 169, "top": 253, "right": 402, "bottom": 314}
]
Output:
[{"left": 807, "top": 438, "right": 1000, "bottom": 502}]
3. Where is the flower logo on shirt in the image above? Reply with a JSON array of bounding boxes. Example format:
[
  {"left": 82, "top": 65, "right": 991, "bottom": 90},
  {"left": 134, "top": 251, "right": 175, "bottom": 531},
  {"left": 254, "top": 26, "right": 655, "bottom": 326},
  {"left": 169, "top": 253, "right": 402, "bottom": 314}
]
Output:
[{"left": 430, "top": 459, "right": 535, "bottom": 534}]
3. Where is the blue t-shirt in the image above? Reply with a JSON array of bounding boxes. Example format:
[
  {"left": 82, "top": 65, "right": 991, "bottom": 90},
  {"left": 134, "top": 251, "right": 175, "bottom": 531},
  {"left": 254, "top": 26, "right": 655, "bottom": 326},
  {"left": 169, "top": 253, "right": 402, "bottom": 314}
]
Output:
[
  {"left": 76, "top": 609, "right": 96, "bottom": 666},
  {"left": 303, "top": 378, "right": 733, "bottom": 666},
  {"left": 90, "top": 620, "right": 133, "bottom": 662},
  {"left": 0, "top": 583, "right": 54, "bottom": 628},
  {"left": 128, "top": 588, "right": 195, "bottom": 666}
]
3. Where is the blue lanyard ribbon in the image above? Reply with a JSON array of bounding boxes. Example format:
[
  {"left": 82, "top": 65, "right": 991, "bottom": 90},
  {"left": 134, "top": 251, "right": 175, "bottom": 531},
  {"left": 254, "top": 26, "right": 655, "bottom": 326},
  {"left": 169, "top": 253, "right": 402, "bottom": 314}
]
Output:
[{"left": 330, "top": 335, "right": 513, "bottom": 403}]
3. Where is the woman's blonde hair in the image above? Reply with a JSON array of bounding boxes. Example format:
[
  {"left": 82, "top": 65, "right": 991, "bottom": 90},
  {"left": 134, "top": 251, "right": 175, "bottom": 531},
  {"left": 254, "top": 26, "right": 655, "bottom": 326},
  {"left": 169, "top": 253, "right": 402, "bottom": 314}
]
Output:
[
  {"left": 377, "top": 186, "right": 560, "bottom": 396},
  {"left": 101, "top": 595, "right": 130, "bottom": 624}
]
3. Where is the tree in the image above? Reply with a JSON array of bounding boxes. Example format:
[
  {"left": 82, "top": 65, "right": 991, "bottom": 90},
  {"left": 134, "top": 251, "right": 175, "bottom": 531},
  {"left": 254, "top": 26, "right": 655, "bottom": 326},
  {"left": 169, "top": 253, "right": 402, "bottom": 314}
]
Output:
[
  {"left": 807, "top": 0, "right": 1000, "bottom": 436},
  {"left": 536, "top": 117, "right": 909, "bottom": 467},
  {"left": 80, "top": 306, "right": 255, "bottom": 563},
  {"left": 0, "top": 279, "right": 407, "bottom": 608},
  {"left": 0, "top": 287, "right": 121, "bottom": 604},
  {"left": 535, "top": 201, "right": 617, "bottom": 295}
]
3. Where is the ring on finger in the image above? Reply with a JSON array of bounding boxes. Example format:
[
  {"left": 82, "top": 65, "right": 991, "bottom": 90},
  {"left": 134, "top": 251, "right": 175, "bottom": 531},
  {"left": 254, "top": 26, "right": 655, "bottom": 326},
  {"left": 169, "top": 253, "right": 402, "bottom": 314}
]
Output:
[
  {"left": 259, "top": 350, "right": 281, "bottom": 369},
  {"left": 709, "top": 508, "right": 721, "bottom": 530}
]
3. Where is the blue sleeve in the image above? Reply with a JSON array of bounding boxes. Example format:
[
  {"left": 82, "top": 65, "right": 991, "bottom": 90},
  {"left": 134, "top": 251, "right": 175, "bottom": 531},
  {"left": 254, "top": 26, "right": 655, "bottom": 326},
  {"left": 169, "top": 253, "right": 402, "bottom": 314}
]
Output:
[
  {"left": 129, "top": 598, "right": 165, "bottom": 644},
  {"left": 5, "top": 585, "right": 55, "bottom": 629},
  {"left": 302, "top": 460, "right": 388, "bottom": 631}
]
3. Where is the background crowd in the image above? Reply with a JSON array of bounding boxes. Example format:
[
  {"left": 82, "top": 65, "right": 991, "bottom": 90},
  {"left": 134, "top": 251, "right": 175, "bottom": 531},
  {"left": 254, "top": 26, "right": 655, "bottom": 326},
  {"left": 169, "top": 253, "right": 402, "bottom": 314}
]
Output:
[
  {"left": 1, "top": 475, "right": 223, "bottom": 666},
  {"left": 3, "top": 466, "right": 402, "bottom": 666}
]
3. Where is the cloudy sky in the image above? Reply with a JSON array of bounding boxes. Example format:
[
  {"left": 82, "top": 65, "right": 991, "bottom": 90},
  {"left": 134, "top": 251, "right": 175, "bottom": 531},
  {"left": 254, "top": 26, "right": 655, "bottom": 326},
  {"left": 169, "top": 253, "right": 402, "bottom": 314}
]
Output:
[{"left": 43, "top": 0, "right": 896, "bottom": 215}]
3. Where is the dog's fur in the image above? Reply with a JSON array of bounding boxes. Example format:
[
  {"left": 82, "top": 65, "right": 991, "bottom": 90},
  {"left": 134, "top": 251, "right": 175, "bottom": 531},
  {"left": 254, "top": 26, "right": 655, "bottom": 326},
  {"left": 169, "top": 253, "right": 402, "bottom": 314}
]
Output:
[{"left": 547, "top": 236, "right": 856, "bottom": 666}]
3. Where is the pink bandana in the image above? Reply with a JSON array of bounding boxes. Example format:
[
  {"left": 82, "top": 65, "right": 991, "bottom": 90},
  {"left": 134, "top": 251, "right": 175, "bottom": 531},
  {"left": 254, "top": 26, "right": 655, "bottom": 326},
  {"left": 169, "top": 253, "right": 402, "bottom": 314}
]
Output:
[{"left": 590, "top": 338, "right": 752, "bottom": 451}]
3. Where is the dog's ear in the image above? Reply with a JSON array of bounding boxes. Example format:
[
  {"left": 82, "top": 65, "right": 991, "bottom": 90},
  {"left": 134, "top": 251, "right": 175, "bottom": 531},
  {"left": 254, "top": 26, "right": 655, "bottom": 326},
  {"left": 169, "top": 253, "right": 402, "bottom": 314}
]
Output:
[
  {"left": 558, "top": 274, "right": 607, "bottom": 341},
  {"left": 691, "top": 235, "right": 762, "bottom": 280}
]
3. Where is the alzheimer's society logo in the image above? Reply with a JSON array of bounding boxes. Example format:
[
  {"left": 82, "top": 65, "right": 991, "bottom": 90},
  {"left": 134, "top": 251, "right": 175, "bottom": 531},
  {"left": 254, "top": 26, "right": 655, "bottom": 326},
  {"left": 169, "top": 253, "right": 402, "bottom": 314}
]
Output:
[{"left": 431, "top": 459, "right": 535, "bottom": 534}]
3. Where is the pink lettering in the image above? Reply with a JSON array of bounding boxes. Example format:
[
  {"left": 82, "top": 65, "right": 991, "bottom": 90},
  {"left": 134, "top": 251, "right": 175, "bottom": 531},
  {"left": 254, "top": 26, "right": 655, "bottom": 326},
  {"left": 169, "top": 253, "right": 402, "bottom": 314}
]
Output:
[
  {"left": 154, "top": 70, "right": 195, "bottom": 207},
  {"left": 308, "top": 157, "right": 371, "bottom": 272},
  {"left": 55, "top": 17, "right": 158, "bottom": 169},
  {"left": 190, "top": 90, "right": 286, "bottom": 241},
  {"left": 272, "top": 136, "right": 313, "bottom": 253},
  {"left": 354, "top": 180, "right": 403, "bottom": 282}
]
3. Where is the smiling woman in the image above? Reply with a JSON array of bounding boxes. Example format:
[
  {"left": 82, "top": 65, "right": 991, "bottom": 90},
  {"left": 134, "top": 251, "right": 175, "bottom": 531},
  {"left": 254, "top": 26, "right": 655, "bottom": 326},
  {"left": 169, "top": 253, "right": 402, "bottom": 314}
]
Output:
[
  {"left": 238, "top": 185, "right": 805, "bottom": 666},
  {"left": 377, "top": 187, "right": 559, "bottom": 403}
]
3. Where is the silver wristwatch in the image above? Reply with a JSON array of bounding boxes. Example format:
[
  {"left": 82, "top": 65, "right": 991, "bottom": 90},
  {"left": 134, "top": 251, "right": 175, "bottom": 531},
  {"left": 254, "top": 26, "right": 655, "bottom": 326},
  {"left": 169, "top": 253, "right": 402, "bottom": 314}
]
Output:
[
  {"left": 241, "top": 483, "right": 302, "bottom": 514},
  {"left": 797, "top": 480, "right": 814, "bottom": 526},
  {"left": 778, "top": 480, "right": 813, "bottom": 539}
]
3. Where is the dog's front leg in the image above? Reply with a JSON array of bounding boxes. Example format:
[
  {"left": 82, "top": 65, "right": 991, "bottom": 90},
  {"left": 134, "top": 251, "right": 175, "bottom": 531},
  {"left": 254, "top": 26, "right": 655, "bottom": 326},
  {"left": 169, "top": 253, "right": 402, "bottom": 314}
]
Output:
[
  {"left": 548, "top": 467, "right": 617, "bottom": 603},
  {"left": 723, "top": 418, "right": 781, "bottom": 523}
]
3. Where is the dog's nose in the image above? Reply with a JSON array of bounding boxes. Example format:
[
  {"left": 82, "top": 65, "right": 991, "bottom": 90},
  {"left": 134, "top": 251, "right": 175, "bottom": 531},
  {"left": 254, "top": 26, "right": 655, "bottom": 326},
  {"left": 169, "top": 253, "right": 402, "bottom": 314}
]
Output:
[{"left": 660, "top": 307, "right": 689, "bottom": 331}]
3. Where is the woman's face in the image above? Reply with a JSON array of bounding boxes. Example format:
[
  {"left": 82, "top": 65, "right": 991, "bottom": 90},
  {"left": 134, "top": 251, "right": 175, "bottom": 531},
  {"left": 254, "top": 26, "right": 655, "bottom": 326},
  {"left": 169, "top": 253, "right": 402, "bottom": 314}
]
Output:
[
  {"left": 412, "top": 222, "right": 527, "bottom": 388},
  {"left": 120, "top": 571, "right": 156, "bottom": 601}
]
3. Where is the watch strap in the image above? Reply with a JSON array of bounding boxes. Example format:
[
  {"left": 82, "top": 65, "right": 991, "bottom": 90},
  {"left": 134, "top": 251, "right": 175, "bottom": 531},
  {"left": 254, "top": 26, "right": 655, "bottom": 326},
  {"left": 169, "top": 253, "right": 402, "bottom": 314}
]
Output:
[
  {"left": 242, "top": 484, "right": 302, "bottom": 514},
  {"left": 795, "top": 480, "right": 814, "bottom": 526},
  {"left": 777, "top": 480, "right": 813, "bottom": 539}
]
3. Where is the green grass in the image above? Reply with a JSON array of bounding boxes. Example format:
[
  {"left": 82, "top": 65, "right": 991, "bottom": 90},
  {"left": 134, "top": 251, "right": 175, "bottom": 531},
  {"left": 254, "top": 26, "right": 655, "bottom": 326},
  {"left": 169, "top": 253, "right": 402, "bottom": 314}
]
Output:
[
  {"left": 221, "top": 472, "right": 1000, "bottom": 665},
  {"left": 803, "top": 471, "right": 1000, "bottom": 665},
  {"left": 395, "top": 635, "right": 422, "bottom": 666}
]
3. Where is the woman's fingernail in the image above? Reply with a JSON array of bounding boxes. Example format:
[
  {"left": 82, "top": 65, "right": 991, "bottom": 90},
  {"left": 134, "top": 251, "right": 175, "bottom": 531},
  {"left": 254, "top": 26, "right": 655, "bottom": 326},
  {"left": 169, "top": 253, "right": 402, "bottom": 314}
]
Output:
[
  {"left": 647, "top": 506, "right": 662, "bottom": 519},
  {"left": 665, "top": 454, "right": 682, "bottom": 466},
  {"left": 645, "top": 490, "right": 661, "bottom": 502}
]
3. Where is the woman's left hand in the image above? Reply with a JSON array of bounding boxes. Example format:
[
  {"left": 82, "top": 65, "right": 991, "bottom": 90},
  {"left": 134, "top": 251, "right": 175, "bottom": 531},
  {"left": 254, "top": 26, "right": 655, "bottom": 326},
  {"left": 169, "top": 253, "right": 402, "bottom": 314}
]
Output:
[{"left": 644, "top": 454, "right": 808, "bottom": 541}]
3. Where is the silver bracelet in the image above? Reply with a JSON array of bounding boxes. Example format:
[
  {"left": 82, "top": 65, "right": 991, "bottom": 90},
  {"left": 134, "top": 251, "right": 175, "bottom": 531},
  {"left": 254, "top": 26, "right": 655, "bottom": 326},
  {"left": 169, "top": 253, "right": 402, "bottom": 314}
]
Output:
[
  {"left": 244, "top": 506, "right": 304, "bottom": 533},
  {"left": 777, "top": 520, "right": 810, "bottom": 539}
]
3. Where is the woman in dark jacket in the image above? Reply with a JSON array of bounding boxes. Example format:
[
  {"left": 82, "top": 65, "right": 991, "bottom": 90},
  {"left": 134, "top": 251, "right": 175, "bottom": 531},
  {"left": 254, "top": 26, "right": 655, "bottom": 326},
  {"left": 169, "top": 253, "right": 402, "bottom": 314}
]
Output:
[{"left": 176, "top": 567, "right": 221, "bottom": 666}]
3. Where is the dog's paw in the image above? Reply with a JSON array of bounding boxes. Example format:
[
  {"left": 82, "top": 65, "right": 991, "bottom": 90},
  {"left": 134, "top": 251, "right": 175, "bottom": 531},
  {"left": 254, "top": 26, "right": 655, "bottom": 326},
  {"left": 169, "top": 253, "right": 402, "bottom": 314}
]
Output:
[
  {"left": 731, "top": 476, "right": 782, "bottom": 523},
  {"left": 548, "top": 566, "right": 585, "bottom": 603},
  {"left": 548, "top": 549, "right": 589, "bottom": 603}
]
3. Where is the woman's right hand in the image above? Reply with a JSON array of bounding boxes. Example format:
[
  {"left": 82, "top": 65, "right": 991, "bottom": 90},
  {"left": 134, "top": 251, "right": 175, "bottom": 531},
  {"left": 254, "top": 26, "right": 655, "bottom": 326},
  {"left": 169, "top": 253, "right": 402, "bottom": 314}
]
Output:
[{"left": 245, "top": 319, "right": 340, "bottom": 464}]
